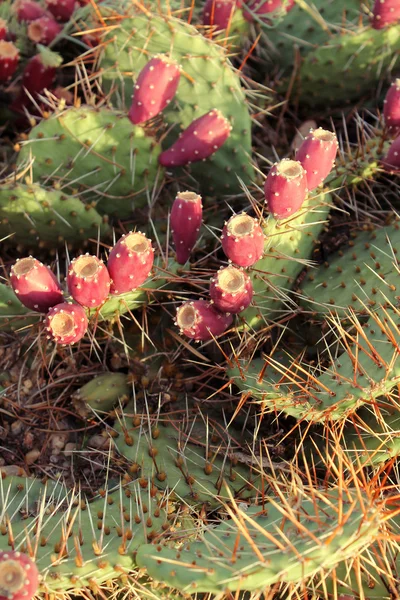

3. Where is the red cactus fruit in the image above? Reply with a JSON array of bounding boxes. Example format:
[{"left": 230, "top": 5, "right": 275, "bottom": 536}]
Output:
[
  {"left": 221, "top": 213, "right": 264, "bottom": 267},
  {"left": 45, "top": 302, "right": 88, "bottom": 345},
  {"left": 243, "top": 0, "right": 294, "bottom": 22},
  {"left": 14, "top": 0, "right": 50, "bottom": 22},
  {"left": 159, "top": 109, "right": 231, "bottom": 167},
  {"left": 264, "top": 159, "right": 308, "bottom": 219},
  {"left": 10, "top": 257, "right": 63, "bottom": 313},
  {"left": 296, "top": 127, "right": 338, "bottom": 190},
  {"left": 67, "top": 254, "right": 111, "bottom": 308},
  {"left": 128, "top": 55, "right": 181, "bottom": 125},
  {"left": 22, "top": 46, "right": 62, "bottom": 96},
  {"left": 210, "top": 266, "right": 253, "bottom": 313},
  {"left": 202, "top": 0, "right": 237, "bottom": 29},
  {"left": 384, "top": 79, "right": 400, "bottom": 131},
  {"left": 176, "top": 300, "right": 233, "bottom": 341},
  {"left": 0, "top": 41, "right": 19, "bottom": 82},
  {"left": 107, "top": 232, "right": 154, "bottom": 295},
  {"left": 170, "top": 191, "right": 203, "bottom": 264},
  {"left": 0, "top": 551, "right": 39, "bottom": 600},
  {"left": 382, "top": 135, "right": 400, "bottom": 171},
  {"left": 0, "top": 19, "right": 7, "bottom": 40},
  {"left": 372, "top": 0, "right": 400, "bottom": 29},
  {"left": 28, "top": 16, "right": 62, "bottom": 45},
  {"left": 45, "top": 0, "right": 76, "bottom": 22}
]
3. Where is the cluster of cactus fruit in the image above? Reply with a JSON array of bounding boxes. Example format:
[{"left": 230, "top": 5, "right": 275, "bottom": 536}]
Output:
[{"left": 2, "top": 0, "right": 400, "bottom": 600}]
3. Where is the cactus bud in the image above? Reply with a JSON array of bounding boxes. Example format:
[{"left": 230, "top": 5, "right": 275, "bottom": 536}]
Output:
[
  {"left": 296, "top": 128, "right": 338, "bottom": 190},
  {"left": 159, "top": 109, "right": 231, "bottom": 167},
  {"left": 0, "top": 551, "right": 39, "bottom": 600},
  {"left": 176, "top": 300, "right": 233, "bottom": 340},
  {"left": 203, "top": 0, "right": 237, "bottom": 30},
  {"left": 0, "top": 41, "right": 19, "bottom": 82},
  {"left": 264, "top": 159, "right": 308, "bottom": 218},
  {"left": 128, "top": 55, "right": 181, "bottom": 125},
  {"left": 221, "top": 214, "right": 264, "bottom": 267},
  {"left": 45, "top": 302, "right": 88, "bottom": 345},
  {"left": 10, "top": 257, "right": 63, "bottom": 313},
  {"left": 372, "top": 0, "right": 400, "bottom": 29},
  {"left": 170, "top": 191, "right": 203, "bottom": 264},
  {"left": 384, "top": 79, "right": 400, "bottom": 131},
  {"left": 107, "top": 232, "right": 154, "bottom": 295},
  {"left": 210, "top": 266, "right": 253, "bottom": 313},
  {"left": 67, "top": 254, "right": 111, "bottom": 308}
]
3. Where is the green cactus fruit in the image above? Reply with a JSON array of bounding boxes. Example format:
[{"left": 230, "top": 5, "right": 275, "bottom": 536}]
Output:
[
  {"left": 300, "top": 221, "right": 400, "bottom": 316},
  {"left": 241, "top": 192, "right": 332, "bottom": 330},
  {"left": 93, "top": 8, "right": 254, "bottom": 194},
  {"left": 230, "top": 308, "right": 400, "bottom": 422},
  {"left": 16, "top": 106, "right": 163, "bottom": 219},
  {"left": 0, "top": 475, "right": 168, "bottom": 594},
  {"left": 0, "top": 282, "right": 39, "bottom": 332},
  {"left": 136, "top": 484, "right": 384, "bottom": 593},
  {"left": 0, "top": 182, "right": 110, "bottom": 247},
  {"left": 72, "top": 373, "right": 131, "bottom": 418},
  {"left": 113, "top": 407, "right": 261, "bottom": 504}
]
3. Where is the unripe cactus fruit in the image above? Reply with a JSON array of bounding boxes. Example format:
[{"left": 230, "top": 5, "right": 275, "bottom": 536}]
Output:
[
  {"left": 45, "top": 0, "right": 76, "bottom": 22},
  {"left": 0, "top": 42, "right": 19, "bottom": 82},
  {"left": 27, "top": 16, "right": 62, "bottom": 45},
  {"left": 202, "top": 0, "right": 237, "bottom": 29},
  {"left": 264, "top": 159, "right": 308, "bottom": 218},
  {"left": 372, "top": 0, "right": 400, "bottom": 29},
  {"left": 176, "top": 300, "right": 233, "bottom": 340},
  {"left": 159, "top": 109, "right": 231, "bottom": 167},
  {"left": 107, "top": 232, "right": 154, "bottom": 295},
  {"left": 128, "top": 55, "right": 181, "bottom": 125},
  {"left": 0, "top": 551, "right": 39, "bottom": 600},
  {"left": 45, "top": 302, "right": 88, "bottom": 345},
  {"left": 67, "top": 255, "right": 111, "bottom": 308},
  {"left": 296, "top": 128, "right": 338, "bottom": 190},
  {"left": 14, "top": 0, "right": 49, "bottom": 22},
  {"left": 221, "top": 214, "right": 264, "bottom": 267},
  {"left": 170, "top": 191, "right": 203, "bottom": 264},
  {"left": 384, "top": 79, "right": 400, "bottom": 130},
  {"left": 209, "top": 266, "right": 253, "bottom": 313},
  {"left": 382, "top": 134, "right": 400, "bottom": 170},
  {"left": 10, "top": 257, "right": 63, "bottom": 313}
]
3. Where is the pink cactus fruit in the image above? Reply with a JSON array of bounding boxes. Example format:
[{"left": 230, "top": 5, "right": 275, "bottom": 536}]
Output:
[
  {"left": 10, "top": 257, "right": 63, "bottom": 313},
  {"left": 243, "top": 0, "right": 294, "bottom": 22},
  {"left": 0, "top": 41, "right": 19, "bottom": 82},
  {"left": 372, "top": 0, "right": 400, "bottom": 29},
  {"left": 28, "top": 16, "right": 62, "bottom": 45},
  {"left": 221, "top": 213, "right": 264, "bottom": 267},
  {"left": 0, "top": 551, "right": 39, "bottom": 600},
  {"left": 45, "top": 302, "right": 88, "bottom": 345},
  {"left": 209, "top": 266, "right": 253, "bottom": 313},
  {"left": 384, "top": 79, "right": 400, "bottom": 131},
  {"left": 21, "top": 47, "right": 62, "bottom": 97},
  {"left": 382, "top": 134, "right": 400, "bottom": 171},
  {"left": 159, "top": 109, "right": 232, "bottom": 167},
  {"left": 128, "top": 55, "right": 181, "bottom": 125},
  {"left": 170, "top": 191, "right": 203, "bottom": 264},
  {"left": 107, "top": 232, "right": 154, "bottom": 295},
  {"left": 176, "top": 300, "right": 233, "bottom": 341},
  {"left": 45, "top": 0, "right": 76, "bottom": 22},
  {"left": 295, "top": 127, "right": 338, "bottom": 190},
  {"left": 0, "top": 19, "right": 7, "bottom": 41},
  {"left": 67, "top": 254, "right": 111, "bottom": 308},
  {"left": 14, "top": 0, "right": 50, "bottom": 22},
  {"left": 264, "top": 159, "right": 308, "bottom": 219},
  {"left": 202, "top": 0, "right": 237, "bottom": 29}
]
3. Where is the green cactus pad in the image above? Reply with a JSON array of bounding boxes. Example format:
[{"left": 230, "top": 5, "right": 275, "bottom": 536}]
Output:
[
  {"left": 241, "top": 192, "right": 332, "bottom": 330},
  {"left": 17, "top": 106, "right": 163, "bottom": 218},
  {"left": 300, "top": 221, "right": 400, "bottom": 316},
  {"left": 230, "top": 309, "right": 400, "bottom": 422},
  {"left": 95, "top": 9, "right": 254, "bottom": 194},
  {"left": 136, "top": 485, "right": 383, "bottom": 593},
  {"left": 72, "top": 373, "right": 131, "bottom": 418},
  {"left": 113, "top": 408, "right": 262, "bottom": 504},
  {"left": 0, "top": 182, "right": 109, "bottom": 247}
]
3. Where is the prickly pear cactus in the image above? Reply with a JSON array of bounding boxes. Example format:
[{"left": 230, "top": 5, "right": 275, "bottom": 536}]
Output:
[
  {"left": 16, "top": 106, "right": 163, "bottom": 218},
  {"left": 72, "top": 372, "right": 131, "bottom": 418}
]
